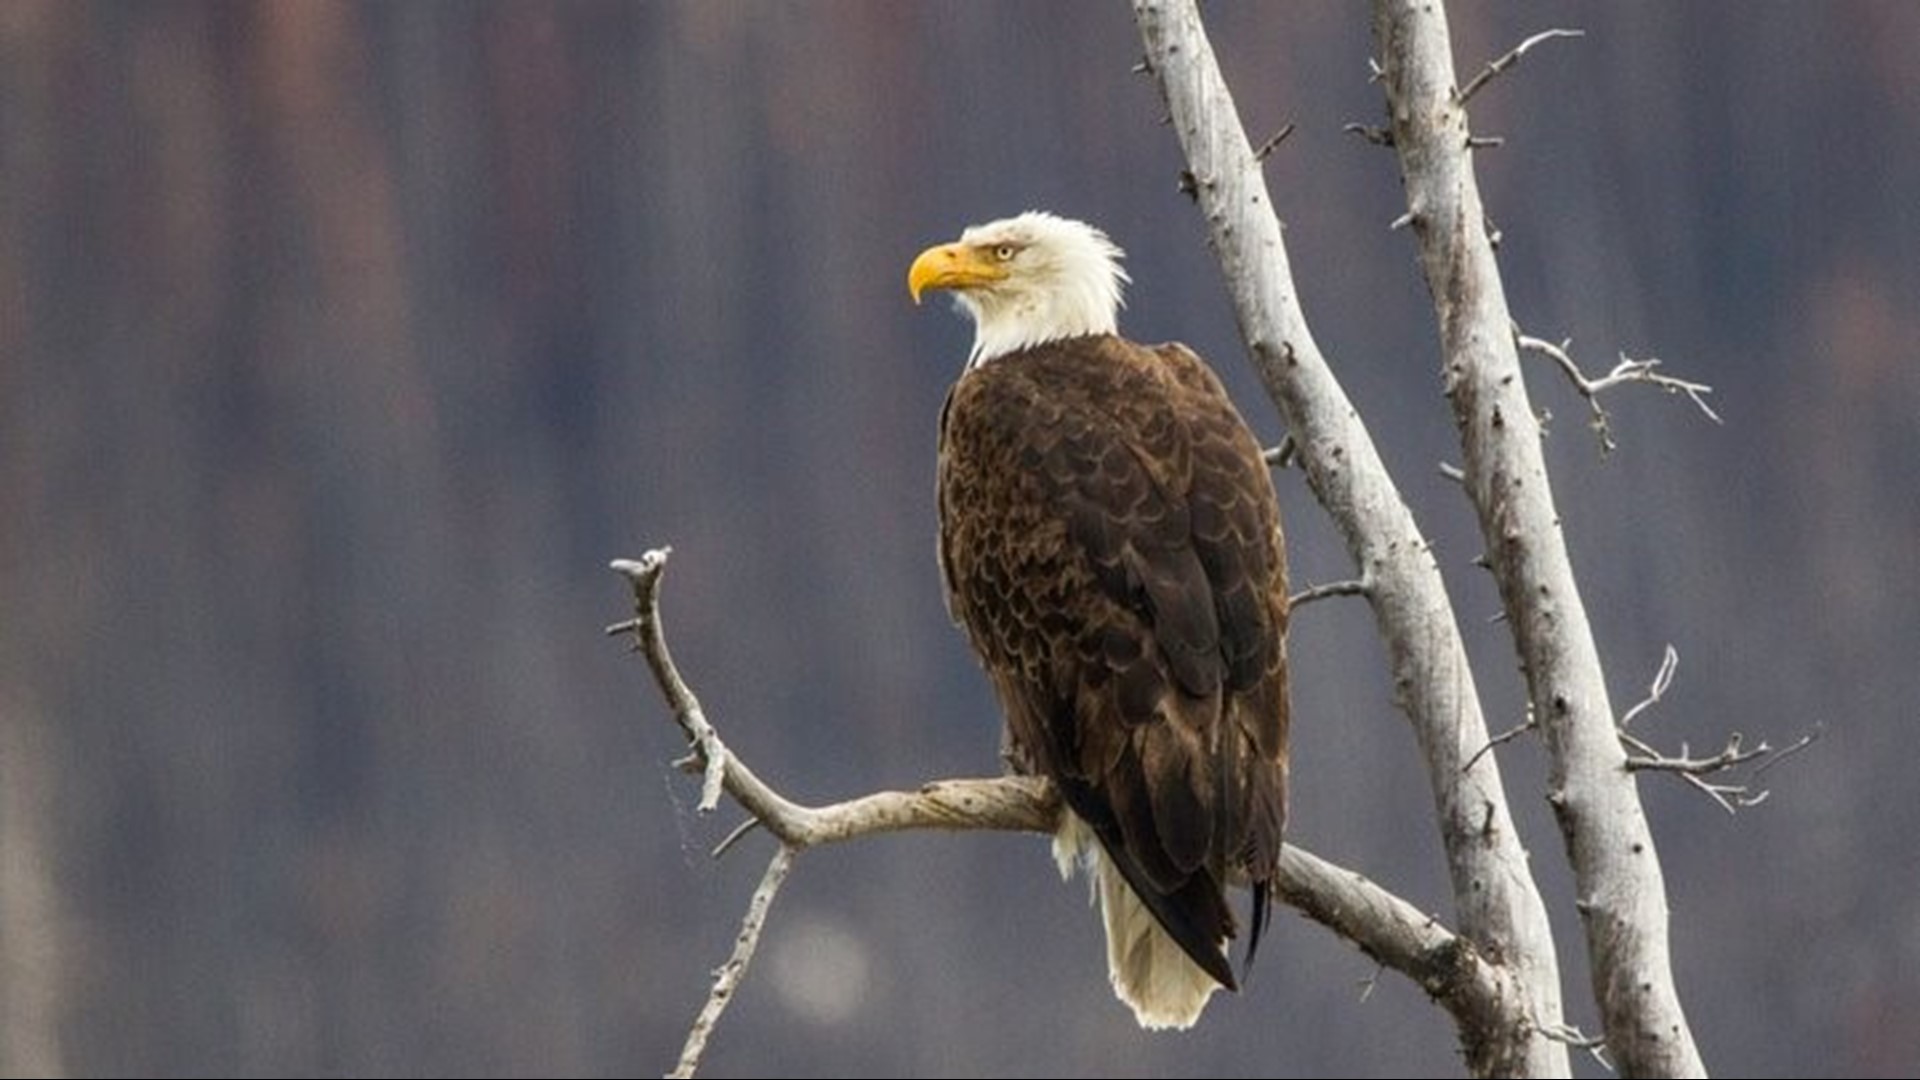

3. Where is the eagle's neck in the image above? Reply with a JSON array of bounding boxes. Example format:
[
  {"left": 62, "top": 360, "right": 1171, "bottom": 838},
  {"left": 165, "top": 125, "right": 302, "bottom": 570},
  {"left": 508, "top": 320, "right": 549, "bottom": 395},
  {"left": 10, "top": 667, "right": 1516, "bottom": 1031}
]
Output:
[{"left": 964, "top": 279, "right": 1121, "bottom": 368}]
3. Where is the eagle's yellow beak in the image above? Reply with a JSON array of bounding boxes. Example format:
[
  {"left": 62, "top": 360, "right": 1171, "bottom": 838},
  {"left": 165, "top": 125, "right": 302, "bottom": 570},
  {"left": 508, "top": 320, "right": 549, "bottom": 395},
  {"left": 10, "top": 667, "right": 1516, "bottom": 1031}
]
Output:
[{"left": 908, "top": 242, "right": 1008, "bottom": 304}]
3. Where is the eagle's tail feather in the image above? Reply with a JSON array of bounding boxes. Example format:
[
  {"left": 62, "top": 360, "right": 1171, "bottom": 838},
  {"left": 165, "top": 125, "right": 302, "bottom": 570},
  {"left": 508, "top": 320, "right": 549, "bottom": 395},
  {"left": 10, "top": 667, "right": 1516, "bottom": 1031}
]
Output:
[
  {"left": 1096, "top": 854, "right": 1223, "bottom": 1029},
  {"left": 1054, "top": 814, "right": 1225, "bottom": 1030}
]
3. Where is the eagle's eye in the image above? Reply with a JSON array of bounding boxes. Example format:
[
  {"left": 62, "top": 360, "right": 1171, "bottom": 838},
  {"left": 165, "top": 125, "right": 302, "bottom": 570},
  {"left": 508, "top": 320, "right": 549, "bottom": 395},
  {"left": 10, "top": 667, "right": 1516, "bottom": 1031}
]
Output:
[{"left": 992, "top": 243, "right": 1018, "bottom": 262}]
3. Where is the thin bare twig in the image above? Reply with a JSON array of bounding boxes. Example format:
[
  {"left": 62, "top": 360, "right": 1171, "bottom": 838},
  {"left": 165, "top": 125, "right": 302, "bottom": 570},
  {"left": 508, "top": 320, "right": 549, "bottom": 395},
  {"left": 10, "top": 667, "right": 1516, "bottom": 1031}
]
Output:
[
  {"left": 1752, "top": 725, "right": 1822, "bottom": 780},
  {"left": 1624, "top": 728, "right": 1819, "bottom": 815},
  {"left": 1254, "top": 122, "right": 1297, "bottom": 161},
  {"left": 610, "top": 549, "right": 729, "bottom": 812},
  {"left": 1518, "top": 334, "right": 1721, "bottom": 454},
  {"left": 1539, "top": 1019, "right": 1613, "bottom": 1070},
  {"left": 1619, "top": 644, "right": 1681, "bottom": 729},
  {"left": 1343, "top": 121, "right": 1395, "bottom": 146},
  {"left": 1289, "top": 578, "right": 1371, "bottom": 608},
  {"left": 668, "top": 844, "right": 796, "bottom": 1080},
  {"left": 1623, "top": 730, "right": 1768, "bottom": 776},
  {"left": 1614, "top": 646, "right": 1819, "bottom": 814},
  {"left": 1463, "top": 710, "right": 1535, "bottom": 774},
  {"left": 1356, "top": 964, "right": 1381, "bottom": 1003},
  {"left": 1457, "top": 28, "right": 1586, "bottom": 106},
  {"left": 710, "top": 818, "right": 761, "bottom": 859}
]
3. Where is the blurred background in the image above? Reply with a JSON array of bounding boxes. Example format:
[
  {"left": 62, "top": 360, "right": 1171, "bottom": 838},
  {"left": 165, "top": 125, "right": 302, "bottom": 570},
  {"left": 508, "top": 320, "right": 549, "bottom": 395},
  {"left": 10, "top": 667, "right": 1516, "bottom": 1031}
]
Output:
[{"left": 2, "top": 3, "right": 1915, "bottom": 1076}]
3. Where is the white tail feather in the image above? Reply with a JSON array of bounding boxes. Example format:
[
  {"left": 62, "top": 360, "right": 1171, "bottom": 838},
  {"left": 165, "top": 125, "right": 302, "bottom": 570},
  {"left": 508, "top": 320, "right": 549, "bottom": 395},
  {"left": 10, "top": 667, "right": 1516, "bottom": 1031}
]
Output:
[{"left": 1052, "top": 813, "right": 1224, "bottom": 1030}]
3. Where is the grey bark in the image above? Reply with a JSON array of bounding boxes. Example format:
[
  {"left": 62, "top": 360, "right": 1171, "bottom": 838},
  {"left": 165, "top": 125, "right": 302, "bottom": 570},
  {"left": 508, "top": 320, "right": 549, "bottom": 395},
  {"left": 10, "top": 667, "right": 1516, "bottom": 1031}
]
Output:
[
  {"left": 1370, "top": 1, "right": 1705, "bottom": 1074},
  {"left": 1130, "top": 2, "right": 1569, "bottom": 1075}
]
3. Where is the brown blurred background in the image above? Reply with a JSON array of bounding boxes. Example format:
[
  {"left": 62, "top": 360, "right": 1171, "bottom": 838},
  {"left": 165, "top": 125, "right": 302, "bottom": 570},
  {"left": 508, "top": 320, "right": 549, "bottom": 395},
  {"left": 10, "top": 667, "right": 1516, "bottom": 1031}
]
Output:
[{"left": 1, "top": 3, "right": 1914, "bottom": 1076}]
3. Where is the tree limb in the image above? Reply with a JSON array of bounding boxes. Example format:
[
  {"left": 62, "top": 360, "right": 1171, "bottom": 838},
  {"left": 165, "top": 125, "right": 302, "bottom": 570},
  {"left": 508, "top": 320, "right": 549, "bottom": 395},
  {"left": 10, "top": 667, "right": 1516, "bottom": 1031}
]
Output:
[
  {"left": 614, "top": 547, "right": 1521, "bottom": 1076},
  {"left": 668, "top": 845, "right": 795, "bottom": 1080},
  {"left": 1614, "top": 645, "right": 1820, "bottom": 815},
  {"left": 1130, "top": 3, "right": 1567, "bottom": 1074},
  {"left": 1274, "top": 846, "right": 1528, "bottom": 1052},
  {"left": 1371, "top": 2, "right": 1705, "bottom": 1073},
  {"left": 1289, "top": 578, "right": 1371, "bottom": 608},
  {"left": 1457, "top": 29, "right": 1586, "bottom": 106},
  {"left": 611, "top": 553, "right": 1059, "bottom": 849},
  {"left": 1518, "top": 334, "right": 1721, "bottom": 454}
]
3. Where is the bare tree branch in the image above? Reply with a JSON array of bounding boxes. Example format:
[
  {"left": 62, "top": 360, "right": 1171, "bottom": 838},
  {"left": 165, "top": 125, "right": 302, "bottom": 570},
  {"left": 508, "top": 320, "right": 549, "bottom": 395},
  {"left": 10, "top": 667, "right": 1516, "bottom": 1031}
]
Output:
[
  {"left": 1457, "top": 29, "right": 1587, "bottom": 106},
  {"left": 1275, "top": 846, "right": 1529, "bottom": 1046},
  {"left": 1131, "top": 3, "right": 1568, "bottom": 1075},
  {"left": 614, "top": 546, "right": 1524, "bottom": 1076},
  {"left": 1254, "top": 122, "right": 1297, "bottom": 161},
  {"left": 1371, "top": 2, "right": 1704, "bottom": 1072},
  {"left": 1462, "top": 708, "right": 1535, "bottom": 775},
  {"left": 1624, "top": 732, "right": 1771, "bottom": 776},
  {"left": 1622, "top": 730, "right": 1775, "bottom": 815},
  {"left": 1613, "top": 646, "right": 1821, "bottom": 815},
  {"left": 1518, "top": 334, "right": 1721, "bottom": 453},
  {"left": 668, "top": 845, "right": 795, "bottom": 1080},
  {"left": 1289, "top": 578, "right": 1371, "bottom": 608},
  {"left": 1618, "top": 643, "right": 1682, "bottom": 730}
]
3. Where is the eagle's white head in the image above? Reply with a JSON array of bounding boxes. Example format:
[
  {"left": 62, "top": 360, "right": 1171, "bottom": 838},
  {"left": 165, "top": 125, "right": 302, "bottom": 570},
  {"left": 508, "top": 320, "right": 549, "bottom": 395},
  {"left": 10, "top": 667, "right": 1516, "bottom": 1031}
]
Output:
[{"left": 908, "top": 211, "right": 1130, "bottom": 368}]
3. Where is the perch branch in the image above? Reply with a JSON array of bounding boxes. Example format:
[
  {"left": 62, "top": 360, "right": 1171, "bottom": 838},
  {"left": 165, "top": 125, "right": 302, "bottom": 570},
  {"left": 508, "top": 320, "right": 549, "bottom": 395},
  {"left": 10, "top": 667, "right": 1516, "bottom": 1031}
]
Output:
[
  {"left": 1518, "top": 335, "right": 1720, "bottom": 454},
  {"left": 616, "top": 547, "right": 1525, "bottom": 1076},
  {"left": 1275, "top": 846, "right": 1522, "bottom": 1034}
]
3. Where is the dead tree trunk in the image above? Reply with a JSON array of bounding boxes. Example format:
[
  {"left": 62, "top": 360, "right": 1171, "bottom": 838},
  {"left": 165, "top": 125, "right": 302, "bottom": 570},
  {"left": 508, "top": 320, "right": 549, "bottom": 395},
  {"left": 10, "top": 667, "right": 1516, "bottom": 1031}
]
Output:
[
  {"left": 1131, "top": 1, "right": 1567, "bottom": 1074},
  {"left": 1370, "top": 2, "right": 1705, "bottom": 1073}
]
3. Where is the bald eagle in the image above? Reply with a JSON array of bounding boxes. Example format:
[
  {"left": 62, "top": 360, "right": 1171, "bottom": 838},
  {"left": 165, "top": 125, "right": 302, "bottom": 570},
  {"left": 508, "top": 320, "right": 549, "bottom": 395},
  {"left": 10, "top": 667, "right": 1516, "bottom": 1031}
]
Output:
[{"left": 909, "top": 212, "right": 1290, "bottom": 1029}]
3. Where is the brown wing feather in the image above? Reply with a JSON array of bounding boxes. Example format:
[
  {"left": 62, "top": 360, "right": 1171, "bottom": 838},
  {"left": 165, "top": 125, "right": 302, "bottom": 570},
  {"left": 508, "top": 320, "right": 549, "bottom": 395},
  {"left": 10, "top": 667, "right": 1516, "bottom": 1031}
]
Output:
[{"left": 938, "top": 334, "right": 1290, "bottom": 986}]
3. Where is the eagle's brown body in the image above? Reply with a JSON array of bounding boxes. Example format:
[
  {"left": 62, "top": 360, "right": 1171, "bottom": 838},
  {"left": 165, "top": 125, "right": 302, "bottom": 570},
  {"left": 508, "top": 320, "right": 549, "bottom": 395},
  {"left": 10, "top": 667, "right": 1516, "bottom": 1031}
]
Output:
[
  {"left": 912, "top": 211, "right": 1289, "bottom": 1028},
  {"left": 937, "top": 332, "right": 1290, "bottom": 1011}
]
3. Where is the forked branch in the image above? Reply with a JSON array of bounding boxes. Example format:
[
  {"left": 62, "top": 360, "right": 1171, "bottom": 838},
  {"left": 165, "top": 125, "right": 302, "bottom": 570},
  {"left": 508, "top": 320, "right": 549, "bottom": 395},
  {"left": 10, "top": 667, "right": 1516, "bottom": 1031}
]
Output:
[
  {"left": 1615, "top": 645, "right": 1820, "bottom": 814},
  {"left": 1518, "top": 334, "right": 1721, "bottom": 453},
  {"left": 614, "top": 547, "right": 1516, "bottom": 1077}
]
